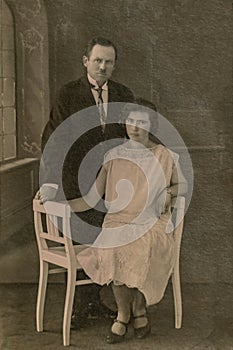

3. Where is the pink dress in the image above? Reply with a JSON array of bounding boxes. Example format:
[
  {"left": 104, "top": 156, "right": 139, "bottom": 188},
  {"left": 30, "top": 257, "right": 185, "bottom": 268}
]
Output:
[{"left": 77, "top": 142, "right": 180, "bottom": 305}]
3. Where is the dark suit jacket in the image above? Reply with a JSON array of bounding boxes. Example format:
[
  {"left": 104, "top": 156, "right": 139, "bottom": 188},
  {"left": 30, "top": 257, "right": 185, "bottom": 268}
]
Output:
[
  {"left": 41, "top": 76, "right": 134, "bottom": 235},
  {"left": 42, "top": 76, "right": 134, "bottom": 148}
]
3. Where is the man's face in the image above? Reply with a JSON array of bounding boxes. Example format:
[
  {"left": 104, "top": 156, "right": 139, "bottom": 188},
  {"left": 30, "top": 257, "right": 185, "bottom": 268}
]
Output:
[{"left": 83, "top": 44, "right": 116, "bottom": 85}]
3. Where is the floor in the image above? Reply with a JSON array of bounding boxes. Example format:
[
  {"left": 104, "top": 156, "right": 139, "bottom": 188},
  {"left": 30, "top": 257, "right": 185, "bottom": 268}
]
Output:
[
  {"left": 0, "top": 224, "right": 233, "bottom": 349},
  {"left": 0, "top": 282, "right": 233, "bottom": 350}
]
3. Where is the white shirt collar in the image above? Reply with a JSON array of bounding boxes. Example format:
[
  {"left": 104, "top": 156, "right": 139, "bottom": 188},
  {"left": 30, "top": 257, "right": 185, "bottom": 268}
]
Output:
[{"left": 87, "top": 74, "right": 108, "bottom": 91}]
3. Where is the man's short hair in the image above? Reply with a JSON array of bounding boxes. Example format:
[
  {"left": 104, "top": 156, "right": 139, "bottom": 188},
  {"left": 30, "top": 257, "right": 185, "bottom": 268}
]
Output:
[{"left": 85, "top": 37, "right": 118, "bottom": 61}]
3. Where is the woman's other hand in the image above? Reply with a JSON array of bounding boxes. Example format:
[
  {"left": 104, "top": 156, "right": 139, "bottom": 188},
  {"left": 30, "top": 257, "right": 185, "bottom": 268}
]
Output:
[
  {"left": 157, "top": 188, "right": 172, "bottom": 216},
  {"left": 162, "top": 189, "right": 172, "bottom": 214}
]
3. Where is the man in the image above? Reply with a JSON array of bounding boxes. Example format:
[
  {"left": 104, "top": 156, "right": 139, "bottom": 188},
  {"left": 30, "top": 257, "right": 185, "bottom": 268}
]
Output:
[
  {"left": 39, "top": 37, "right": 134, "bottom": 326},
  {"left": 40, "top": 37, "right": 134, "bottom": 203}
]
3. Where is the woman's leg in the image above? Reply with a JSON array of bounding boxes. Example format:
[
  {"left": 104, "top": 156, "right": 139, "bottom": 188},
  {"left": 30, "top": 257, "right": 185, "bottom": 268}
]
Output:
[
  {"left": 132, "top": 289, "right": 151, "bottom": 339},
  {"left": 132, "top": 289, "right": 148, "bottom": 328},
  {"left": 111, "top": 284, "right": 132, "bottom": 335}
]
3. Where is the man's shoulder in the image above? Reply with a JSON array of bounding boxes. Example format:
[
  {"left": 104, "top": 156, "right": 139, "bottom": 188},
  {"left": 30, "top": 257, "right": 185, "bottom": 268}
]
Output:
[
  {"left": 108, "top": 79, "right": 134, "bottom": 102},
  {"left": 108, "top": 79, "right": 131, "bottom": 91},
  {"left": 59, "top": 76, "right": 88, "bottom": 92},
  {"left": 55, "top": 77, "right": 91, "bottom": 104},
  {"left": 60, "top": 77, "right": 132, "bottom": 93}
]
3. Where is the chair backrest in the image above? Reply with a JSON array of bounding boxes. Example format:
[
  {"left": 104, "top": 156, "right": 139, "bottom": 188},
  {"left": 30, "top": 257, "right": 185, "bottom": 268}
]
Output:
[{"left": 33, "top": 199, "right": 75, "bottom": 261}]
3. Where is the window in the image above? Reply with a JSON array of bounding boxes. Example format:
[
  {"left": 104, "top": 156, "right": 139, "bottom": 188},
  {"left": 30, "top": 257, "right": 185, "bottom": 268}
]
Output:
[{"left": 0, "top": 0, "right": 16, "bottom": 162}]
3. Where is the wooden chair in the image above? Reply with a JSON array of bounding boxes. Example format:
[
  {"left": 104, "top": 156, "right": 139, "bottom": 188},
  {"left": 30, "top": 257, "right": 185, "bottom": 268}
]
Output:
[
  {"left": 171, "top": 196, "right": 185, "bottom": 329},
  {"left": 33, "top": 199, "right": 93, "bottom": 346},
  {"left": 33, "top": 196, "right": 185, "bottom": 345}
]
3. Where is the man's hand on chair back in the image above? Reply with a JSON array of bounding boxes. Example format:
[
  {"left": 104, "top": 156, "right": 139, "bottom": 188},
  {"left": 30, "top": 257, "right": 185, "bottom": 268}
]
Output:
[{"left": 35, "top": 184, "right": 58, "bottom": 204}]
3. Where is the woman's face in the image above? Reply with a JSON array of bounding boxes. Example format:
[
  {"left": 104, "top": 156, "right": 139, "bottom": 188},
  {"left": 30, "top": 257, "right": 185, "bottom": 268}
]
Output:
[{"left": 126, "top": 111, "right": 151, "bottom": 145}]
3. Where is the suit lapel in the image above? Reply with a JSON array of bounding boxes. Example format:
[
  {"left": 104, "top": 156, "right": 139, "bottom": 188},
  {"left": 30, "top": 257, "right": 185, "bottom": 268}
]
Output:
[{"left": 79, "top": 76, "right": 97, "bottom": 108}]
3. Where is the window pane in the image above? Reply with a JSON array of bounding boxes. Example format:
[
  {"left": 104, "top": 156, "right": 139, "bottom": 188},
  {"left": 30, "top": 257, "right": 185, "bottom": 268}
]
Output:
[
  {"left": 2, "top": 25, "right": 14, "bottom": 50},
  {"left": 0, "top": 108, "right": 2, "bottom": 135},
  {"left": 0, "top": 135, "right": 3, "bottom": 161},
  {"left": 3, "top": 134, "right": 16, "bottom": 159},
  {"left": 0, "top": 79, "right": 2, "bottom": 106},
  {"left": 3, "top": 107, "right": 15, "bottom": 134},
  {"left": 2, "top": 0, "right": 12, "bottom": 25},
  {"left": 3, "top": 50, "right": 15, "bottom": 77},
  {"left": 3, "top": 77, "right": 15, "bottom": 106},
  {"left": 0, "top": 47, "right": 2, "bottom": 77},
  {"left": 0, "top": 0, "right": 16, "bottom": 162}
]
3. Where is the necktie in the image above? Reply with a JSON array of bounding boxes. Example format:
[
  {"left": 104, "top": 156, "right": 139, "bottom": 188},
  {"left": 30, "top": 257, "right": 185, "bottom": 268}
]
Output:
[{"left": 96, "top": 87, "right": 107, "bottom": 130}]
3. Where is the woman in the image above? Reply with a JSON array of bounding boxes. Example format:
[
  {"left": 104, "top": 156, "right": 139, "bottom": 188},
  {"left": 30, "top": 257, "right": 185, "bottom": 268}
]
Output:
[{"left": 69, "top": 99, "right": 187, "bottom": 343}]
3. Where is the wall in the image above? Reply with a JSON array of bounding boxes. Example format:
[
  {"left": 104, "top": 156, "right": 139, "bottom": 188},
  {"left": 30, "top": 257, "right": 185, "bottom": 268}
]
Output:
[
  {"left": 6, "top": 0, "right": 50, "bottom": 157},
  {"left": 1, "top": 0, "right": 232, "bottom": 284},
  {"left": 44, "top": 0, "right": 233, "bottom": 284},
  {"left": 0, "top": 158, "right": 39, "bottom": 238}
]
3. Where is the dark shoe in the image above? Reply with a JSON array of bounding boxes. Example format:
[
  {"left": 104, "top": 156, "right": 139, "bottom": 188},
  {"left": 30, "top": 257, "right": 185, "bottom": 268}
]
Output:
[
  {"left": 108, "top": 311, "right": 118, "bottom": 319},
  {"left": 87, "top": 302, "right": 100, "bottom": 320},
  {"left": 106, "top": 319, "right": 128, "bottom": 344},
  {"left": 70, "top": 310, "right": 88, "bottom": 329},
  {"left": 133, "top": 315, "right": 151, "bottom": 339},
  {"left": 89, "top": 302, "right": 117, "bottom": 319},
  {"left": 71, "top": 312, "right": 79, "bottom": 329}
]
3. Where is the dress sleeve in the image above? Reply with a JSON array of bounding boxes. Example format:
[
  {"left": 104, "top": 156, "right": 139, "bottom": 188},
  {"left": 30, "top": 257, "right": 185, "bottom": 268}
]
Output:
[{"left": 170, "top": 155, "right": 188, "bottom": 195}]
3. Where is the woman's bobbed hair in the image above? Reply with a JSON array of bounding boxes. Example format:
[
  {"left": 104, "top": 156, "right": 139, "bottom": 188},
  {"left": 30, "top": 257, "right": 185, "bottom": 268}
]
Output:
[{"left": 120, "top": 98, "right": 159, "bottom": 142}]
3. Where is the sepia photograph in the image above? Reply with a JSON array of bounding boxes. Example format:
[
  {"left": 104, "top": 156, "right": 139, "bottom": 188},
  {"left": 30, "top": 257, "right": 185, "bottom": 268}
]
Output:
[{"left": 0, "top": 0, "right": 232, "bottom": 349}]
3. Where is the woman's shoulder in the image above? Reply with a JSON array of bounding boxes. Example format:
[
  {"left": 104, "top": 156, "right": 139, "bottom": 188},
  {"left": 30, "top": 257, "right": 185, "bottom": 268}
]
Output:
[
  {"left": 162, "top": 147, "right": 179, "bottom": 164},
  {"left": 152, "top": 144, "right": 179, "bottom": 162},
  {"left": 104, "top": 144, "right": 125, "bottom": 162},
  {"left": 149, "top": 142, "right": 165, "bottom": 153}
]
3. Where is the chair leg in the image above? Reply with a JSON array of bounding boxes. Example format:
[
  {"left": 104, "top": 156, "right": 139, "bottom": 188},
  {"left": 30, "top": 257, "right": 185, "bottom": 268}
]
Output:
[
  {"left": 36, "top": 260, "right": 49, "bottom": 332},
  {"left": 172, "top": 267, "right": 182, "bottom": 329},
  {"left": 63, "top": 268, "right": 76, "bottom": 346}
]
